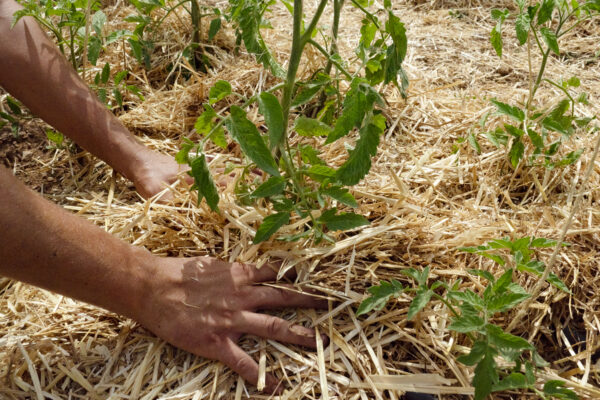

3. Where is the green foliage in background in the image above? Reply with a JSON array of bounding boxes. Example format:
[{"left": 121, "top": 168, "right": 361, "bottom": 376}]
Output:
[{"left": 358, "top": 237, "right": 578, "bottom": 399}]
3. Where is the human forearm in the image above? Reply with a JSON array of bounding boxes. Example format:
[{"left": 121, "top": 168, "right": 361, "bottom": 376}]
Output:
[
  {"left": 0, "top": 166, "right": 153, "bottom": 317},
  {"left": 0, "top": 0, "right": 149, "bottom": 183},
  {"left": 0, "top": 165, "right": 328, "bottom": 392}
]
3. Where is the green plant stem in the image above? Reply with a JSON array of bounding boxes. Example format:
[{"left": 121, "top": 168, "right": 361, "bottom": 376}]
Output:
[
  {"left": 277, "top": 0, "right": 312, "bottom": 208},
  {"left": 350, "top": 0, "right": 380, "bottom": 29},
  {"left": 430, "top": 293, "right": 476, "bottom": 342},
  {"left": 307, "top": 39, "right": 352, "bottom": 79},
  {"left": 31, "top": 15, "right": 66, "bottom": 55},
  {"left": 526, "top": 48, "right": 550, "bottom": 110},
  {"left": 543, "top": 78, "right": 576, "bottom": 114},
  {"left": 324, "top": 0, "right": 343, "bottom": 76},
  {"left": 300, "top": 0, "right": 329, "bottom": 44}
]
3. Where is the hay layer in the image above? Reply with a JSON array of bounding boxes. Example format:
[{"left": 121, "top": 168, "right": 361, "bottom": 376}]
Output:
[{"left": 2, "top": 0, "right": 600, "bottom": 399}]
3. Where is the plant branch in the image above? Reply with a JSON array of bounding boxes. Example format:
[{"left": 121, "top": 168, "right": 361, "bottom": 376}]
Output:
[
  {"left": 301, "top": 0, "right": 329, "bottom": 44},
  {"left": 307, "top": 39, "right": 352, "bottom": 79},
  {"left": 507, "top": 129, "right": 600, "bottom": 334},
  {"left": 350, "top": 0, "right": 380, "bottom": 29},
  {"left": 526, "top": 48, "right": 551, "bottom": 110}
]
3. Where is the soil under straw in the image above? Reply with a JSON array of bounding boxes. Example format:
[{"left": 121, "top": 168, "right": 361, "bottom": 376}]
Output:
[{"left": 2, "top": 0, "right": 600, "bottom": 398}]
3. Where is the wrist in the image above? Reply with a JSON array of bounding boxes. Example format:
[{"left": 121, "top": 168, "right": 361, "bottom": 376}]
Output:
[{"left": 123, "top": 246, "right": 161, "bottom": 321}]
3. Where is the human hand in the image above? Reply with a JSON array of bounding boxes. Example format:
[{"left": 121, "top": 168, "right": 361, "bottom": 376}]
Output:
[
  {"left": 129, "top": 150, "right": 192, "bottom": 200},
  {"left": 139, "top": 256, "right": 328, "bottom": 393}
]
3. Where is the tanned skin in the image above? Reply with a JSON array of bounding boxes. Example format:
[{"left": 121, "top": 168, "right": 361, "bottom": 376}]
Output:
[{"left": 0, "top": 0, "right": 327, "bottom": 393}]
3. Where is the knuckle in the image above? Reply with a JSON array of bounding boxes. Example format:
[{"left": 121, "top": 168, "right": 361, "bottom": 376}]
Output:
[
  {"left": 266, "top": 317, "right": 284, "bottom": 337},
  {"left": 238, "top": 263, "right": 256, "bottom": 281},
  {"left": 206, "top": 333, "right": 222, "bottom": 347},
  {"left": 232, "top": 356, "right": 255, "bottom": 375}
]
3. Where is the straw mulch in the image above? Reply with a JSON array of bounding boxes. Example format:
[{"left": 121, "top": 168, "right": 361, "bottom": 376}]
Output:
[{"left": 2, "top": 0, "right": 600, "bottom": 398}]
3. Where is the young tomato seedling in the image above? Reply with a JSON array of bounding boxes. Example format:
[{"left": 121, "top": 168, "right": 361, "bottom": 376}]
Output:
[
  {"left": 178, "top": 0, "right": 408, "bottom": 244},
  {"left": 469, "top": 0, "right": 599, "bottom": 169},
  {"left": 358, "top": 237, "right": 578, "bottom": 400}
]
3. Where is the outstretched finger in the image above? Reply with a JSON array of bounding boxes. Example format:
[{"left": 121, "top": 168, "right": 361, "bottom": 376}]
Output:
[
  {"left": 248, "top": 284, "right": 328, "bottom": 311},
  {"left": 237, "top": 311, "right": 329, "bottom": 349},
  {"left": 232, "top": 262, "right": 279, "bottom": 284},
  {"left": 219, "top": 337, "right": 283, "bottom": 394}
]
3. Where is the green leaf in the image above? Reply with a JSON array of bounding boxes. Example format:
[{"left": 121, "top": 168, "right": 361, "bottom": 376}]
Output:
[
  {"left": 233, "top": 3, "right": 284, "bottom": 77},
  {"left": 541, "top": 27, "right": 559, "bottom": 55},
  {"left": 490, "top": 25, "right": 503, "bottom": 57},
  {"left": 319, "top": 211, "right": 370, "bottom": 231},
  {"left": 258, "top": 92, "right": 285, "bottom": 150},
  {"left": 468, "top": 133, "right": 481, "bottom": 154},
  {"left": 485, "top": 128, "right": 509, "bottom": 147},
  {"left": 533, "top": 351, "right": 550, "bottom": 367},
  {"left": 189, "top": 154, "right": 220, "bottom": 212},
  {"left": 407, "top": 288, "right": 433, "bottom": 320},
  {"left": 473, "top": 347, "right": 498, "bottom": 400},
  {"left": 175, "top": 137, "right": 194, "bottom": 164},
  {"left": 209, "top": 80, "right": 232, "bottom": 105},
  {"left": 468, "top": 269, "right": 496, "bottom": 282},
  {"left": 325, "top": 78, "right": 368, "bottom": 144},
  {"left": 321, "top": 186, "right": 358, "bottom": 208},
  {"left": 292, "top": 85, "right": 324, "bottom": 107},
  {"left": 492, "top": 373, "right": 528, "bottom": 392},
  {"left": 88, "top": 36, "right": 102, "bottom": 66},
  {"left": 458, "top": 341, "right": 487, "bottom": 366},
  {"left": 357, "top": 280, "right": 404, "bottom": 316},
  {"left": 253, "top": 212, "right": 290, "bottom": 243},
  {"left": 386, "top": 12, "right": 407, "bottom": 62},
  {"left": 45, "top": 129, "right": 64, "bottom": 147},
  {"left": 114, "top": 70, "right": 128, "bottom": 85},
  {"left": 509, "top": 139, "right": 525, "bottom": 168},
  {"left": 488, "top": 238, "right": 514, "bottom": 249},
  {"left": 527, "top": 128, "right": 544, "bottom": 149},
  {"left": 360, "top": 20, "right": 377, "bottom": 47},
  {"left": 336, "top": 116, "right": 385, "bottom": 185},
  {"left": 225, "top": 106, "right": 279, "bottom": 176},
  {"left": 299, "top": 145, "right": 325, "bottom": 165},
  {"left": 271, "top": 197, "right": 293, "bottom": 212},
  {"left": 486, "top": 324, "right": 533, "bottom": 362},
  {"left": 251, "top": 176, "right": 286, "bottom": 198},
  {"left": 195, "top": 105, "right": 227, "bottom": 149},
  {"left": 505, "top": 124, "right": 525, "bottom": 138},
  {"left": 449, "top": 314, "right": 485, "bottom": 333},
  {"left": 487, "top": 292, "right": 530, "bottom": 313},
  {"left": 208, "top": 17, "right": 221, "bottom": 41},
  {"left": 491, "top": 8, "right": 509, "bottom": 21},
  {"left": 92, "top": 10, "right": 106, "bottom": 36},
  {"left": 529, "top": 238, "right": 556, "bottom": 248},
  {"left": 5, "top": 96, "right": 21, "bottom": 115},
  {"left": 491, "top": 99, "right": 525, "bottom": 122},
  {"left": 515, "top": 13, "right": 531, "bottom": 45},
  {"left": 567, "top": 76, "right": 581, "bottom": 87},
  {"left": 449, "top": 289, "right": 485, "bottom": 310},
  {"left": 543, "top": 380, "right": 578, "bottom": 400},
  {"left": 306, "top": 164, "right": 337, "bottom": 182},
  {"left": 491, "top": 268, "right": 513, "bottom": 295},
  {"left": 479, "top": 252, "right": 507, "bottom": 266},
  {"left": 294, "top": 117, "right": 333, "bottom": 137},
  {"left": 113, "top": 88, "right": 123, "bottom": 108},
  {"left": 101, "top": 62, "right": 111, "bottom": 85},
  {"left": 537, "top": 0, "right": 556, "bottom": 25}
]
